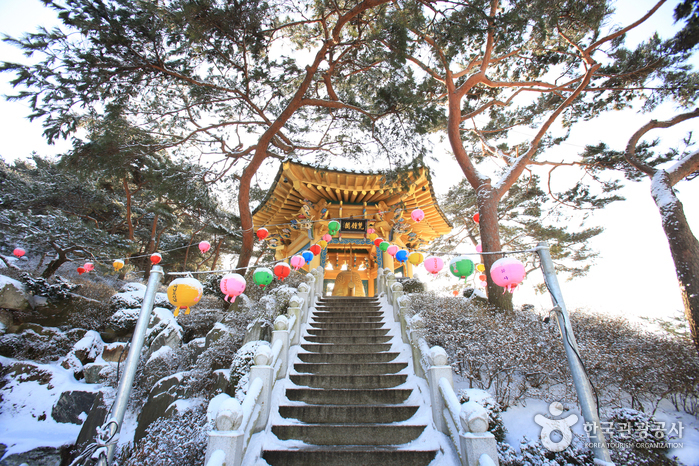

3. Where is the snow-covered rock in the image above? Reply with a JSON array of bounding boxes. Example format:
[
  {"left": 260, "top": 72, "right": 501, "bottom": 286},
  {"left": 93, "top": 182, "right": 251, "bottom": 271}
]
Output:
[
  {"left": 146, "top": 308, "right": 184, "bottom": 358},
  {"left": 0, "top": 275, "right": 32, "bottom": 311}
]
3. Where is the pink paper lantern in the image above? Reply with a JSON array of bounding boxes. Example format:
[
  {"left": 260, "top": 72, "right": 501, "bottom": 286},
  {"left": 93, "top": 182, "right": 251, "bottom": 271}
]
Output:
[
  {"left": 476, "top": 244, "right": 482, "bottom": 253},
  {"left": 12, "top": 248, "right": 25, "bottom": 258},
  {"left": 220, "top": 273, "right": 246, "bottom": 302},
  {"left": 387, "top": 245, "right": 399, "bottom": 256},
  {"left": 490, "top": 257, "right": 526, "bottom": 293},
  {"left": 199, "top": 241, "right": 211, "bottom": 253},
  {"left": 84, "top": 262, "right": 94, "bottom": 272},
  {"left": 411, "top": 208, "right": 425, "bottom": 223},
  {"left": 322, "top": 234, "right": 332, "bottom": 243},
  {"left": 290, "top": 255, "right": 306, "bottom": 271},
  {"left": 423, "top": 256, "right": 444, "bottom": 275}
]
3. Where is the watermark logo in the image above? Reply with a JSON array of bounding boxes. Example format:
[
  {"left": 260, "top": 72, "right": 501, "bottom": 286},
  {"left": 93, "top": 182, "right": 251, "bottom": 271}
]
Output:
[{"left": 534, "top": 402, "right": 579, "bottom": 452}]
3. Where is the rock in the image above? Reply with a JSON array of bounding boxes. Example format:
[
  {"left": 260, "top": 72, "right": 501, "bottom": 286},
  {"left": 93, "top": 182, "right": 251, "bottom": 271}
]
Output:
[
  {"left": 76, "top": 392, "right": 108, "bottom": 449},
  {"left": 0, "top": 309, "right": 12, "bottom": 335},
  {"left": 134, "top": 373, "right": 190, "bottom": 442},
  {"left": 106, "top": 307, "right": 140, "bottom": 336},
  {"left": 51, "top": 390, "right": 98, "bottom": 424},
  {"left": 0, "top": 446, "right": 67, "bottom": 466},
  {"left": 101, "top": 342, "right": 129, "bottom": 363},
  {"left": 0, "top": 276, "right": 31, "bottom": 312},
  {"left": 4, "top": 362, "right": 53, "bottom": 385},
  {"left": 145, "top": 308, "right": 183, "bottom": 358},
  {"left": 210, "top": 369, "right": 232, "bottom": 396},
  {"left": 60, "top": 331, "right": 104, "bottom": 378},
  {"left": 83, "top": 363, "right": 108, "bottom": 384},
  {"left": 204, "top": 323, "right": 232, "bottom": 349},
  {"left": 242, "top": 319, "right": 272, "bottom": 344}
]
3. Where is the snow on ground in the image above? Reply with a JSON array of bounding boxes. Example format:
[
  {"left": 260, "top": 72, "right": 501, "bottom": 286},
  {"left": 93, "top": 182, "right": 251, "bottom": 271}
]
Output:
[{"left": 0, "top": 355, "right": 101, "bottom": 457}]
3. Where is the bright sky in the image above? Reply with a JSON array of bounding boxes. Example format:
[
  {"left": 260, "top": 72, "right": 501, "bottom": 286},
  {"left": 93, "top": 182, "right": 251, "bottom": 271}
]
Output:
[{"left": 1, "top": 0, "right": 697, "bottom": 324}]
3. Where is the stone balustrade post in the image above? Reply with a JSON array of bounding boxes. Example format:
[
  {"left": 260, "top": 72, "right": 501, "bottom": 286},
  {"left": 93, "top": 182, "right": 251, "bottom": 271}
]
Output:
[
  {"left": 385, "top": 272, "right": 396, "bottom": 301},
  {"left": 377, "top": 268, "right": 385, "bottom": 295},
  {"left": 272, "top": 315, "right": 290, "bottom": 378},
  {"left": 315, "top": 266, "right": 324, "bottom": 296},
  {"left": 390, "top": 282, "right": 403, "bottom": 320},
  {"left": 398, "top": 295, "right": 410, "bottom": 344},
  {"left": 250, "top": 346, "right": 274, "bottom": 432},
  {"left": 459, "top": 401, "right": 499, "bottom": 466},
  {"left": 287, "top": 295, "right": 303, "bottom": 345},
  {"left": 304, "top": 273, "right": 315, "bottom": 307},
  {"left": 426, "top": 346, "right": 453, "bottom": 435},
  {"left": 297, "top": 283, "right": 311, "bottom": 322},
  {"left": 206, "top": 397, "right": 245, "bottom": 466}
]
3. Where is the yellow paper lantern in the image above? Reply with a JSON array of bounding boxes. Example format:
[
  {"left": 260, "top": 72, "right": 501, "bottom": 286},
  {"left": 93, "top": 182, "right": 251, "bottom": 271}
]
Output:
[
  {"left": 368, "top": 233, "right": 378, "bottom": 241},
  {"left": 167, "top": 277, "right": 203, "bottom": 317},
  {"left": 476, "top": 263, "right": 486, "bottom": 272},
  {"left": 113, "top": 260, "right": 124, "bottom": 271},
  {"left": 318, "top": 240, "right": 328, "bottom": 248},
  {"left": 408, "top": 252, "right": 424, "bottom": 266}
]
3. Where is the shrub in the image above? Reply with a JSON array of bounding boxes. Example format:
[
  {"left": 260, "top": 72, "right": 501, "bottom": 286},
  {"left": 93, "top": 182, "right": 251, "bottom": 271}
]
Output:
[{"left": 400, "top": 278, "right": 425, "bottom": 293}]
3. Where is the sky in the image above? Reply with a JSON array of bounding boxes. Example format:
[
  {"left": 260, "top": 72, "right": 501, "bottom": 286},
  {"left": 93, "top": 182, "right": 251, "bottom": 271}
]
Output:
[{"left": 0, "top": 0, "right": 698, "bottom": 324}]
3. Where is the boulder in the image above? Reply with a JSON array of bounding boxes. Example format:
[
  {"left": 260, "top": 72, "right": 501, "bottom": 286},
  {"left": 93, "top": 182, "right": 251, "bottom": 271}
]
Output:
[
  {"left": 145, "top": 308, "right": 183, "bottom": 358},
  {"left": 134, "top": 373, "right": 190, "bottom": 442},
  {"left": 101, "top": 342, "right": 129, "bottom": 363},
  {"left": 0, "top": 309, "right": 12, "bottom": 335},
  {"left": 204, "top": 323, "right": 232, "bottom": 349},
  {"left": 83, "top": 363, "right": 108, "bottom": 384},
  {"left": 242, "top": 319, "right": 272, "bottom": 344},
  {"left": 0, "top": 446, "right": 67, "bottom": 466},
  {"left": 51, "top": 390, "right": 98, "bottom": 424},
  {"left": 76, "top": 392, "right": 109, "bottom": 449},
  {"left": 0, "top": 276, "right": 31, "bottom": 312}
]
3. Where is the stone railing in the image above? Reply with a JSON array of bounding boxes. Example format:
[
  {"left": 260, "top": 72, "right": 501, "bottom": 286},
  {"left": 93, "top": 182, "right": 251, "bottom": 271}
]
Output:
[
  {"left": 380, "top": 269, "right": 499, "bottom": 466},
  {"left": 204, "top": 267, "right": 323, "bottom": 466}
]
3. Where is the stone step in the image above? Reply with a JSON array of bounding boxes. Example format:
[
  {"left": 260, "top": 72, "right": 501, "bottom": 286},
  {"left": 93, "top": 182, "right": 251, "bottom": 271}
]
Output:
[
  {"left": 293, "top": 362, "right": 408, "bottom": 375},
  {"left": 271, "top": 423, "right": 426, "bottom": 445},
  {"left": 312, "top": 316, "right": 384, "bottom": 323},
  {"left": 315, "top": 306, "right": 383, "bottom": 311},
  {"left": 306, "top": 328, "right": 390, "bottom": 337},
  {"left": 318, "top": 297, "right": 379, "bottom": 302},
  {"left": 290, "top": 373, "right": 407, "bottom": 389},
  {"left": 301, "top": 343, "right": 392, "bottom": 353},
  {"left": 278, "top": 404, "right": 419, "bottom": 423},
  {"left": 285, "top": 388, "right": 413, "bottom": 405},
  {"left": 308, "top": 321, "right": 385, "bottom": 329},
  {"left": 312, "top": 310, "right": 384, "bottom": 317},
  {"left": 297, "top": 352, "right": 400, "bottom": 364},
  {"left": 304, "top": 335, "right": 392, "bottom": 344},
  {"left": 262, "top": 447, "right": 437, "bottom": 466}
]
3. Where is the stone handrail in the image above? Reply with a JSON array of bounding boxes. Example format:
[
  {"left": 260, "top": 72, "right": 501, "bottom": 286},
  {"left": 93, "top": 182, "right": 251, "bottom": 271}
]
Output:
[
  {"left": 378, "top": 268, "right": 499, "bottom": 466},
  {"left": 204, "top": 269, "right": 323, "bottom": 466}
]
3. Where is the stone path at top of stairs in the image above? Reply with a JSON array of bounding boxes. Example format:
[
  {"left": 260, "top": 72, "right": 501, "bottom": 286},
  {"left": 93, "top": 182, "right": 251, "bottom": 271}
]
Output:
[{"left": 258, "top": 296, "right": 457, "bottom": 466}]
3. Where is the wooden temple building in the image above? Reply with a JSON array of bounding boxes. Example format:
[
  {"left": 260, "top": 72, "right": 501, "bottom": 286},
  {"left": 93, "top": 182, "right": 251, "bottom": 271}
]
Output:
[{"left": 252, "top": 160, "right": 452, "bottom": 296}]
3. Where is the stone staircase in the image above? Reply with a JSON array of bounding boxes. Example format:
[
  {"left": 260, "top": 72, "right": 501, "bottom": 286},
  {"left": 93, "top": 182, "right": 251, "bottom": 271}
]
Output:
[{"left": 261, "top": 296, "right": 447, "bottom": 466}]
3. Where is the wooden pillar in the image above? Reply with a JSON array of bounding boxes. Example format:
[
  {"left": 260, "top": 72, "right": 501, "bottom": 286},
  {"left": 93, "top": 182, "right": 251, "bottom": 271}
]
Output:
[
  {"left": 383, "top": 250, "right": 394, "bottom": 273},
  {"left": 406, "top": 260, "right": 413, "bottom": 278},
  {"left": 368, "top": 269, "right": 375, "bottom": 297},
  {"left": 310, "top": 252, "right": 320, "bottom": 270}
]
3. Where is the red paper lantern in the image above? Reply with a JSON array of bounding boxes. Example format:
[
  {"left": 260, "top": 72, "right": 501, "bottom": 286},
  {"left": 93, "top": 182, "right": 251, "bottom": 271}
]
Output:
[
  {"left": 256, "top": 228, "right": 269, "bottom": 240},
  {"left": 12, "top": 248, "right": 25, "bottom": 258},
  {"left": 77, "top": 267, "right": 86, "bottom": 275},
  {"left": 274, "top": 262, "right": 291, "bottom": 281},
  {"left": 473, "top": 212, "right": 480, "bottom": 224},
  {"left": 373, "top": 238, "right": 384, "bottom": 248},
  {"left": 150, "top": 253, "right": 162, "bottom": 264},
  {"left": 310, "top": 244, "right": 321, "bottom": 256}
]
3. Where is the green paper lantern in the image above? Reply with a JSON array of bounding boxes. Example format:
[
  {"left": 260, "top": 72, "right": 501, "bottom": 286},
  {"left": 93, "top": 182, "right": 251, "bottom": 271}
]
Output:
[
  {"left": 379, "top": 241, "right": 390, "bottom": 252},
  {"left": 449, "top": 256, "right": 475, "bottom": 280},
  {"left": 253, "top": 267, "right": 274, "bottom": 288},
  {"left": 328, "top": 220, "right": 341, "bottom": 235}
]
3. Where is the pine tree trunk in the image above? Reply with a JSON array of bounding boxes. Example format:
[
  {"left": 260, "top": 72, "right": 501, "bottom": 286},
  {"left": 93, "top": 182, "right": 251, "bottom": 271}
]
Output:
[
  {"left": 477, "top": 185, "right": 513, "bottom": 311},
  {"left": 651, "top": 170, "right": 699, "bottom": 354},
  {"left": 42, "top": 250, "right": 69, "bottom": 278}
]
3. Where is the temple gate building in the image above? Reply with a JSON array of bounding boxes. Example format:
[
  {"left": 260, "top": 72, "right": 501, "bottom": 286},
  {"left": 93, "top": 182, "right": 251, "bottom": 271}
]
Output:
[{"left": 252, "top": 160, "right": 452, "bottom": 296}]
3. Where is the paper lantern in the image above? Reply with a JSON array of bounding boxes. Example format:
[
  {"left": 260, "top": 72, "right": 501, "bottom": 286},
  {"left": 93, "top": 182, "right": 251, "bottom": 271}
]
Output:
[
  {"left": 199, "top": 241, "right": 211, "bottom": 253},
  {"left": 302, "top": 250, "right": 314, "bottom": 263},
  {"left": 113, "top": 260, "right": 124, "bottom": 271},
  {"left": 322, "top": 234, "right": 332, "bottom": 243},
  {"left": 318, "top": 240, "right": 328, "bottom": 249},
  {"left": 387, "top": 245, "right": 398, "bottom": 257},
  {"left": 476, "top": 244, "right": 482, "bottom": 253},
  {"left": 310, "top": 244, "right": 321, "bottom": 256},
  {"left": 290, "top": 255, "right": 306, "bottom": 271},
  {"left": 256, "top": 228, "right": 269, "bottom": 241},
  {"left": 449, "top": 256, "right": 475, "bottom": 280},
  {"left": 476, "top": 263, "right": 486, "bottom": 272},
  {"left": 220, "top": 273, "right": 246, "bottom": 302},
  {"left": 473, "top": 212, "right": 480, "bottom": 224},
  {"left": 490, "top": 257, "right": 526, "bottom": 293},
  {"left": 408, "top": 252, "right": 424, "bottom": 266},
  {"left": 77, "top": 266, "right": 86, "bottom": 275},
  {"left": 479, "top": 280, "right": 487, "bottom": 287},
  {"left": 478, "top": 274, "right": 487, "bottom": 281},
  {"left": 12, "top": 248, "right": 25, "bottom": 258},
  {"left": 167, "top": 277, "right": 203, "bottom": 316},
  {"left": 453, "top": 290, "right": 459, "bottom": 297},
  {"left": 368, "top": 233, "right": 378, "bottom": 242},
  {"left": 84, "top": 262, "right": 94, "bottom": 272},
  {"left": 395, "top": 249, "right": 409, "bottom": 263},
  {"left": 328, "top": 220, "right": 341, "bottom": 235},
  {"left": 253, "top": 268, "right": 274, "bottom": 288},
  {"left": 424, "top": 256, "right": 444, "bottom": 275},
  {"left": 150, "top": 253, "right": 162, "bottom": 264},
  {"left": 411, "top": 208, "right": 425, "bottom": 223},
  {"left": 373, "top": 238, "right": 384, "bottom": 248},
  {"left": 274, "top": 262, "right": 291, "bottom": 281},
  {"left": 379, "top": 241, "right": 390, "bottom": 252},
  {"left": 367, "top": 228, "right": 375, "bottom": 234}
]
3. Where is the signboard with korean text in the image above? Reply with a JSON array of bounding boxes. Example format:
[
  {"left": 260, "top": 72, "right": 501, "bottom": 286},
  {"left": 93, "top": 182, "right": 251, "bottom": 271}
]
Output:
[{"left": 340, "top": 219, "right": 367, "bottom": 233}]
